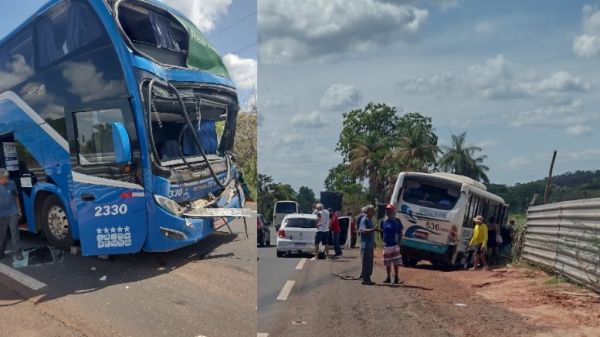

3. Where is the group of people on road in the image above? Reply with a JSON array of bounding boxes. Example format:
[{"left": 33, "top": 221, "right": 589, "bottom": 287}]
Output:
[{"left": 356, "top": 204, "right": 403, "bottom": 286}]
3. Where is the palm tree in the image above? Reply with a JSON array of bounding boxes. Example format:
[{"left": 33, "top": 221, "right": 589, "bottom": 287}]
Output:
[
  {"left": 392, "top": 126, "right": 439, "bottom": 172},
  {"left": 348, "top": 142, "right": 387, "bottom": 201},
  {"left": 439, "top": 132, "right": 490, "bottom": 183}
]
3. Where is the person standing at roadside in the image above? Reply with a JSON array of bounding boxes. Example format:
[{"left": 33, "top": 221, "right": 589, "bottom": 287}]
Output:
[
  {"left": 0, "top": 168, "right": 23, "bottom": 260},
  {"left": 359, "top": 205, "right": 381, "bottom": 285},
  {"left": 311, "top": 203, "right": 330, "bottom": 260},
  {"left": 468, "top": 215, "right": 488, "bottom": 271},
  {"left": 381, "top": 204, "right": 403, "bottom": 284},
  {"left": 329, "top": 208, "right": 342, "bottom": 257}
]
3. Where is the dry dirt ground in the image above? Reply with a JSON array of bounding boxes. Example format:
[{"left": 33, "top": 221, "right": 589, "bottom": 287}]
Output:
[{"left": 398, "top": 257, "right": 600, "bottom": 337}]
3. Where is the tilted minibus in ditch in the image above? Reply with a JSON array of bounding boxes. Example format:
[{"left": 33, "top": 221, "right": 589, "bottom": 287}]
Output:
[{"left": 390, "top": 172, "right": 508, "bottom": 267}]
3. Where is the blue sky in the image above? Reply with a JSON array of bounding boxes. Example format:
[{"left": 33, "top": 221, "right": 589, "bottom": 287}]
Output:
[
  {"left": 0, "top": 0, "right": 256, "bottom": 107},
  {"left": 258, "top": 0, "right": 600, "bottom": 192}
]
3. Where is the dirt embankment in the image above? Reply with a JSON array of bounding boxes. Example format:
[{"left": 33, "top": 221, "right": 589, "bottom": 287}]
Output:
[{"left": 394, "top": 258, "right": 600, "bottom": 337}]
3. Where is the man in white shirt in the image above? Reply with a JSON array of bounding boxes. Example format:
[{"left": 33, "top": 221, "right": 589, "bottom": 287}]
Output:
[{"left": 312, "top": 203, "right": 330, "bottom": 260}]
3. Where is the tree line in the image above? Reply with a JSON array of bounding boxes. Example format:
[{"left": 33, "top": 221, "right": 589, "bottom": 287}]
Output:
[
  {"left": 258, "top": 102, "right": 490, "bottom": 220},
  {"left": 326, "top": 102, "right": 489, "bottom": 214}
]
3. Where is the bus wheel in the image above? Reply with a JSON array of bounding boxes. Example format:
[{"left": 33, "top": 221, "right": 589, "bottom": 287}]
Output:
[
  {"left": 402, "top": 255, "right": 418, "bottom": 267},
  {"left": 41, "top": 195, "right": 73, "bottom": 249}
]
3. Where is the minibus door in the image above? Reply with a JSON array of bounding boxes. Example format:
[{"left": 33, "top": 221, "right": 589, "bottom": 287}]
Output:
[{"left": 66, "top": 101, "right": 147, "bottom": 256}]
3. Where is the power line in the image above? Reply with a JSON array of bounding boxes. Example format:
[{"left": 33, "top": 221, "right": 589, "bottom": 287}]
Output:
[
  {"left": 231, "top": 42, "right": 257, "bottom": 55},
  {"left": 208, "top": 11, "right": 256, "bottom": 38}
]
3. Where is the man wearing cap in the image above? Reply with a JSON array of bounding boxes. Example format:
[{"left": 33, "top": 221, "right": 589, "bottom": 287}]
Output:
[
  {"left": 468, "top": 215, "right": 488, "bottom": 271},
  {"left": 359, "top": 205, "right": 381, "bottom": 285},
  {"left": 0, "top": 168, "right": 23, "bottom": 260},
  {"left": 380, "top": 204, "right": 403, "bottom": 284},
  {"left": 312, "top": 203, "right": 330, "bottom": 260}
]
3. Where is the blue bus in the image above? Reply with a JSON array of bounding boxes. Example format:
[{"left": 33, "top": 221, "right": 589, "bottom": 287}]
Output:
[{"left": 0, "top": 0, "right": 248, "bottom": 256}]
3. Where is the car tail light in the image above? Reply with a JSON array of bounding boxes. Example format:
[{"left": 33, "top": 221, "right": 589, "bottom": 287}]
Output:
[{"left": 278, "top": 228, "right": 285, "bottom": 238}]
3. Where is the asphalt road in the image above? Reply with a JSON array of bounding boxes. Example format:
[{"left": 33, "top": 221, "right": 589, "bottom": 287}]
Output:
[
  {"left": 0, "top": 209, "right": 257, "bottom": 337},
  {"left": 257, "top": 228, "right": 312, "bottom": 334},
  {"left": 257, "top": 242, "right": 538, "bottom": 337}
]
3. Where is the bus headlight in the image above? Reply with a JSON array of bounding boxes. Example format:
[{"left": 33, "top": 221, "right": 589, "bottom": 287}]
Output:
[{"left": 154, "top": 194, "right": 184, "bottom": 216}]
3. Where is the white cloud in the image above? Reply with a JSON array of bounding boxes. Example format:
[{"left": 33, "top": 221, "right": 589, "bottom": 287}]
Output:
[
  {"left": 397, "top": 55, "right": 591, "bottom": 100},
  {"left": 161, "top": 0, "right": 231, "bottom": 33},
  {"left": 566, "top": 149, "right": 600, "bottom": 161},
  {"left": 566, "top": 124, "right": 592, "bottom": 136},
  {"left": 290, "top": 110, "right": 327, "bottom": 128},
  {"left": 319, "top": 84, "right": 361, "bottom": 110},
  {"left": 222, "top": 54, "right": 257, "bottom": 90},
  {"left": 259, "top": 0, "right": 428, "bottom": 64},
  {"left": 511, "top": 99, "right": 599, "bottom": 129},
  {"left": 573, "top": 5, "right": 600, "bottom": 58}
]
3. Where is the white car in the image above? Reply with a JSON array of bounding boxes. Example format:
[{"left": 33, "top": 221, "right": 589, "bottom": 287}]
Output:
[{"left": 276, "top": 213, "right": 317, "bottom": 257}]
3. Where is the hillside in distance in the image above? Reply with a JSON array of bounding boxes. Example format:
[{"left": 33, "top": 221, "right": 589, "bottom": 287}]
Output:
[{"left": 488, "top": 170, "right": 600, "bottom": 214}]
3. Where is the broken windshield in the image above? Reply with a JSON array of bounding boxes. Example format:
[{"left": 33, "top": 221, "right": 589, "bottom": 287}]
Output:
[{"left": 116, "top": 0, "right": 230, "bottom": 79}]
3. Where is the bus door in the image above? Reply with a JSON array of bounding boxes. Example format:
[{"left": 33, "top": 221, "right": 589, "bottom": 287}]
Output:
[{"left": 66, "top": 101, "right": 147, "bottom": 256}]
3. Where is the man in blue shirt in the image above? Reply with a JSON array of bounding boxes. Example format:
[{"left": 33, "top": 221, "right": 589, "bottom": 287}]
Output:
[
  {"left": 381, "top": 204, "right": 403, "bottom": 284},
  {"left": 0, "top": 168, "right": 23, "bottom": 260},
  {"left": 359, "top": 205, "right": 381, "bottom": 285}
]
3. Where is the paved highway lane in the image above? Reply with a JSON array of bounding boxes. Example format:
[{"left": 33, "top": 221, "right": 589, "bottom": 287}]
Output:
[
  {"left": 258, "top": 228, "right": 313, "bottom": 335},
  {"left": 0, "top": 210, "right": 257, "bottom": 337}
]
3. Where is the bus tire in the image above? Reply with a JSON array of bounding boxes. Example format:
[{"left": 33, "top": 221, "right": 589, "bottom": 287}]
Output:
[
  {"left": 41, "top": 195, "right": 73, "bottom": 249},
  {"left": 276, "top": 250, "right": 284, "bottom": 257},
  {"left": 402, "top": 255, "right": 418, "bottom": 267}
]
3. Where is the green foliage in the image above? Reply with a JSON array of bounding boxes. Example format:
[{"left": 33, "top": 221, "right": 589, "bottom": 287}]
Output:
[
  {"left": 439, "top": 132, "right": 489, "bottom": 183},
  {"left": 234, "top": 112, "right": 257, "bottom": 200},
  {"left": 257, "top": 174, "right": 298, "bottom": 222},
  {"left": 336, "top": 103, "right": 438, "bottom": 201},
  {"left": 488, "top": 170, "right": 600, "bottom": 215},
  {"left": 297, "top": 186, "right": 316, "bottom": 213}
]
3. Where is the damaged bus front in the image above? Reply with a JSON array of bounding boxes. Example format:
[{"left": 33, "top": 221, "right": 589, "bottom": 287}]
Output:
[
  {"left": 0, "top": 0, "right": 248, "bottom": 256},
  {"left": 108, "top": 0, "right": 250, "bottom": 253}
]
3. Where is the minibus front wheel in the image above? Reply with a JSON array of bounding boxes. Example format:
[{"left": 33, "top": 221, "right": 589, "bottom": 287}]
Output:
[{"left": 41, "top": 195, "right": 74, "bottom": 249}]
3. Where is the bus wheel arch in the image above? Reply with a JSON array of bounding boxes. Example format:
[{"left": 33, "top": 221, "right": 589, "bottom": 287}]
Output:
[{"left": 38, "top": 193, "right": 74, "bottom": 249}]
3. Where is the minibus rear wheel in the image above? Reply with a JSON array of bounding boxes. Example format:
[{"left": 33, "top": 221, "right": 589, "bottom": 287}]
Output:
[
  {"left": 41, "top": 195, "right": 74, "bottom": 249},
  {"left": 402, "top": 255, "right": 418, "bottom": 267}
]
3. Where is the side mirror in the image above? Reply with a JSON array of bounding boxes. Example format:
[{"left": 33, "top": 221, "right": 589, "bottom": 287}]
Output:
[{"left": 112, "top": 122, "right": 131, "bottom": 165}]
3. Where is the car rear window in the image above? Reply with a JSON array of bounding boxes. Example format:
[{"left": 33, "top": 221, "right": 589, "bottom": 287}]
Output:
[{"left": 285, "top": 218, "right": 316, "bottom": 228}]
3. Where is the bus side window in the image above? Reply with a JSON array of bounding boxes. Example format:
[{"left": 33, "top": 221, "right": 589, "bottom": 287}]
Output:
[
  {"left": 36, "top": 1, "right": 103, "bottom": 69},
  {"left": 74, "top": 109, "right": 124, "bottom": 165},
  {"left": 0, "top": 29, "right": 34, "bottom": 92}
]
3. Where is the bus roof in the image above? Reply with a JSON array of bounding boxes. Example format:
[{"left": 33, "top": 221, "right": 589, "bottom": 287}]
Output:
[
  {"left": 402, "top": 172, "right": 506, "bottom": 205},
  {"left": 275, "top": 200, "right": 297, "bottom": 204}
]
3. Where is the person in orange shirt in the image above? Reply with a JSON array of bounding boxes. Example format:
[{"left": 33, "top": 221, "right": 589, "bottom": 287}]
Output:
[{"left": 468, "top": 215, "right": 489, "bottom": 271}]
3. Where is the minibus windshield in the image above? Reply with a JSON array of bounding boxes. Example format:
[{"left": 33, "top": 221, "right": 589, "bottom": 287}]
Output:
[
  {"left": 275, "top": 202, "right": 297, "bottom": 214},
  {"left": 402, "top": 178, "right": 460, "bottom": 210}
]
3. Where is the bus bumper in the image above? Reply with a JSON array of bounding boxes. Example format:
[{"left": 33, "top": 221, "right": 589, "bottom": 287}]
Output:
[{"left": 142, "top": 193, "right": 249, "bottom": 252}]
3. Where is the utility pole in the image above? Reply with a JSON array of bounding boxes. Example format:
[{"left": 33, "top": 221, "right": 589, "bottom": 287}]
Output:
[{"left": 543, "top": 150, "right": 557, "bottom": 204}]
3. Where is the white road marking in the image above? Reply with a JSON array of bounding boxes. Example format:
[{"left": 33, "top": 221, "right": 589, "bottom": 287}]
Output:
[
  {"left": 257, "top": 334, "right": 269, "bottom": 337},
  {"left": 295, "top": 258, "right": 307, "bottom": 270},
  {"left": 276, "top": 280, "right": 295, "bottom": 301},
  {"left": 0, "top": 262, "right": 47, "bottom": 290}
]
